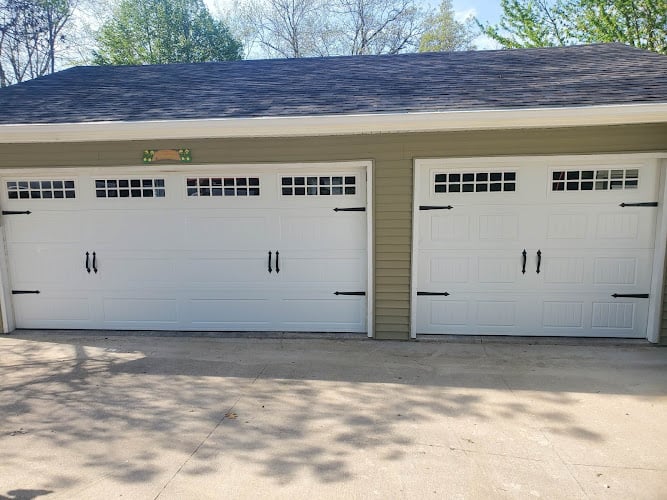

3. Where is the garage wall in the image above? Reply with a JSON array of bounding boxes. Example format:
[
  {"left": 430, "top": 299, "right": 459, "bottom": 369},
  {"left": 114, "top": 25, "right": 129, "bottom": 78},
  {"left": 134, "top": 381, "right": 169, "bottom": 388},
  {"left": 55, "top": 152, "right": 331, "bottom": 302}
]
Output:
[{"left": 1, "top": 123, "right": 666, "bottom": 340}]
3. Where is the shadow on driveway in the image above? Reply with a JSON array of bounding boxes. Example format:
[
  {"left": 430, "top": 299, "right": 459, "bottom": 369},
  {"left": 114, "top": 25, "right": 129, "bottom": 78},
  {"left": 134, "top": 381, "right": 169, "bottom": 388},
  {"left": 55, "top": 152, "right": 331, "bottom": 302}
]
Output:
[{"left": 1, "top": 331, "right": 665, "bottom": 497}]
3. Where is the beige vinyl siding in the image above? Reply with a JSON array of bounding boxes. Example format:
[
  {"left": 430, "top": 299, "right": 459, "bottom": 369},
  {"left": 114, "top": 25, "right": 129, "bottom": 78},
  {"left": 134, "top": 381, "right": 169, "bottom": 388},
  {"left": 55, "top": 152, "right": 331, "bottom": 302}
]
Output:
[{"left": 1, "top": 123, "right": 666, "bottom": 339}]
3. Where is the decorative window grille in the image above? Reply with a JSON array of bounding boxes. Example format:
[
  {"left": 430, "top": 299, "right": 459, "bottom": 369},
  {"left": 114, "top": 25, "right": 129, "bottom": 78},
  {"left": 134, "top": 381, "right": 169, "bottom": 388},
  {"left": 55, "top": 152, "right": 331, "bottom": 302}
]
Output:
[
  {"left": 551, "top": 169, "right": 638, "bottom": 191},
  {"left": 434, "top": 172, "right": 516, "bottom": 193},
  {"left": 7, "top": 180, "right": 76, "bottom": 199},
  {"left": 281, "top": 175, "right": 356, "bottom": 196},
  {"left": 187, "top": 177, "right": 260, "bottom": 197},
  {"left": 96, "top": 179, "right": 165, "bottom": 198}
]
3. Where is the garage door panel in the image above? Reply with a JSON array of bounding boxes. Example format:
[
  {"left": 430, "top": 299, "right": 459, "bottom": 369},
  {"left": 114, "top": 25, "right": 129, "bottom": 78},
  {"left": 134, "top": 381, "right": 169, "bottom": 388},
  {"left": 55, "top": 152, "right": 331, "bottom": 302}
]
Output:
[
  {"left": 416, "top": 158, "right": 658, "bottom": 338},
  {"left": 278, "top": 294, "right": 365, "bottom": 332},
  {"left": 538, "top": 249, "right": 653, "bottom": 291},
  {"left": 276, "top": 251, "right": 365, "bottom": 285},
  {"left": 543, "top": 207, "right": 656, "bottom": 249},
  {"left": 183, "top": 253, "right": 271, "bottom": 285},
  {"left": 5, "top": 212, "right": 85, "bottom": 243},
  {"left": 186, "top": 297, "right": 273, "bottom": 330},
  {"left": 425, "top": 214, "right": 470, "bottom": 244},
  {"left": 102, "top": 297, "right": 179, "bottom": 323},
  {"left": 8, "top": 244, "right": 91, "bottom": 287},
  {"left": 426, "top": 255, "right": 471, "bottom": 284},
  {"left": 185, "top": 215, "right": 272, "bottom": 250},
  {"left": 3, "top": 165, "right": 368, "bottom": 333},
  {"left": 279, "top": 214, "right": 365, "bottom": 251},
  {"left": 538, "top": 295, "right": 647, "bottom": 338},
  {"left": 91, "top": 212, "right": 181, "bottom": 248},
  {"left": 13, "top": 294, "right": 93, "bottom": 325},
  {"left": 94, "top": 254, "right": 178, "bottom": 288},
  {"left": 419, "top": 250, "right": 527, "bottom": 292},
  {"left": 420, "top": 209, "right": 529, "bottom": 250},
  {"left": 591, "top": 301, "right": 642, "bottom": 332},
  {"left": 593, "top": 256, "right": 644, "bottom": 286},
  {"left": 417, "top": 295, "right": 534, "bottom": 334}
]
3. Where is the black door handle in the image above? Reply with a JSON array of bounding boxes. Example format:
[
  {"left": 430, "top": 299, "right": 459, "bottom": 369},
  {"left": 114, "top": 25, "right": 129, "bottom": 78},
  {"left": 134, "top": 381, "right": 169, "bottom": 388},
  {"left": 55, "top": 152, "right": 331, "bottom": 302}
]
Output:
[
  {"left": 92, "top": 251, "right": 98, "bottom": 274},
  {"left": 275, "top": 251, "right": 280, "bottom": 273},
  {"left": 268, "top": 251, "right": 272, "bottom": 273},
  {"left": 521, "top": 249, "right": 526, "bottom": 274},
  {"left": 85, "top": 251, "right": 90, "bottom": 273},
  {"left": 536, "top": 250, "right": 542, "bottom": 274}
]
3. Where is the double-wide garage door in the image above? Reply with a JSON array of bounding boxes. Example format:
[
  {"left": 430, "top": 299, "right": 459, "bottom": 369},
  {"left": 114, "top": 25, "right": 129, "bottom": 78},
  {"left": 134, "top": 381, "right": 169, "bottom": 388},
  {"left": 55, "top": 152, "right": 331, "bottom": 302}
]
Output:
[
  {"left": 2, "top": 164, "right": 368, "bottom": 332},
  {"left": 415, "top": 157, "right": 660, "bottom": 338}
]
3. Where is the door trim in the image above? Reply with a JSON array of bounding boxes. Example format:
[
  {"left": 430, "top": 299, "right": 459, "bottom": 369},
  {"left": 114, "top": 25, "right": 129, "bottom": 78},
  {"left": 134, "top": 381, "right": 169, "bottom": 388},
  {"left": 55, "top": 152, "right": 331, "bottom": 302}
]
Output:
[
  {"left": 411, "top": 153, "right": 667, "bottom": 341},
  {"left": 647, "top": 158, "right": 667, "bottom": 343},
  {"left": 0, "top": 160, "right": 374, "bottom": 335}
]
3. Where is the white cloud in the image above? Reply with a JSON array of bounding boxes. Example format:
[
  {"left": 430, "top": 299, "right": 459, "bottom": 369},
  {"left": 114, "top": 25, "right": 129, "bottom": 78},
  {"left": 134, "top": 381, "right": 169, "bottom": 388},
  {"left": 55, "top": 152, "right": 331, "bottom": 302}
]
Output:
[{"left": 455, "top": 8, "right": 476, "bottom": 22}]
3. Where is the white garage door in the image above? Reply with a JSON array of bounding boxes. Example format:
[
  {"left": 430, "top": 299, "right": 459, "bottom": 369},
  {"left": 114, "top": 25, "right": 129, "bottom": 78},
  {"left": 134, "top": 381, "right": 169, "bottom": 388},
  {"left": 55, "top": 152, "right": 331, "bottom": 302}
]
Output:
[
  {"left": 1, "top": 164, "right": 368, "bottom": 332},
  {"left": 415, "top": 157, "right": 660, "bottom": 338}
]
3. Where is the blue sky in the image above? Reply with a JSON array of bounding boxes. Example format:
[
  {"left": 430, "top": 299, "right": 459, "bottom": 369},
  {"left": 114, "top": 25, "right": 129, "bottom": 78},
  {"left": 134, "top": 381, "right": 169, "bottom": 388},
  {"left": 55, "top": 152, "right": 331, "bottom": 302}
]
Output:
[
  {"left": 449, "top": 0, "right": 503, "bottom": 25},
  {"left": 445, "top": 0, "right": 503, "bottom": 48}
]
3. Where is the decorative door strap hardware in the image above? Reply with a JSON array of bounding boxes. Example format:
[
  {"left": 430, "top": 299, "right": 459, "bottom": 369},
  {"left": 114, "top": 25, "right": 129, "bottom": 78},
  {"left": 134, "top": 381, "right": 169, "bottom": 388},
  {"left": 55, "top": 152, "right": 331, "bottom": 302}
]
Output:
[
  {"left": 619, "top": 202, "right": 658, "bottom": 208},
  {"left": 268, "top": 251, "right": 272, "bottom": 273},
  {"left": 417, "top": 291, "right": 450, "bottom": 296},
  {"left": 419, "top": 205, "right": 453, "bottom": 211},
  {"left": 536, "top": 250, "right": 542, "bottom": 274},
  {"left": 333, "top": 207, "right": 366, "bottom": 212},
  {"left": 92, "top": 252, "right": 98, "bottom": 274},
  {"left": 85, "top": 251, "right": 91, "bottom": 274},
  {"left": 333, "top": 291, "right": 366, "bottom": 296},
  {"left": 521, "top": 249, "right": 527, "bottom": 274},
  {"left": 275, "top": 251, "right": 280, "bottom": 273},
  {"left": 611, "top": 293, "right": 649, "bottom": 299},
  {"left": 12, "top": 290, "right": 40, "bottom": 294},
  {"left": 2, "top": 210, "right": 31, "bottom": 215}
]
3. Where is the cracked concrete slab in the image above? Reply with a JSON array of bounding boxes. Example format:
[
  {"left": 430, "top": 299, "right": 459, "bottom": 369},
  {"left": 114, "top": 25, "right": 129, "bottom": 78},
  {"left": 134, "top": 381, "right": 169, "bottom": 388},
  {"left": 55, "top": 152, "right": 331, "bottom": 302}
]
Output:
[{"left": 0, "top": 332, "right": 665, "bottom": 499}]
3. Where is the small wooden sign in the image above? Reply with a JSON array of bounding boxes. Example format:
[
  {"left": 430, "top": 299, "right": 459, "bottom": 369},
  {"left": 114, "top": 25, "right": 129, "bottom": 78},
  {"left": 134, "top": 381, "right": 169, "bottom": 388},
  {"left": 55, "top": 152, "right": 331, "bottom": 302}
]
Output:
[{"left": 143, "top": 148, "right": 192, "bottom": 163}]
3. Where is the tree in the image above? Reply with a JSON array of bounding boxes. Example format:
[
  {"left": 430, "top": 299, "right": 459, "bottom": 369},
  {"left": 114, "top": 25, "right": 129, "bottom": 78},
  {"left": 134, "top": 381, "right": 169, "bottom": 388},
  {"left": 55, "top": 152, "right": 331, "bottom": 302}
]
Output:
[
  {"left": 418, "top": 0, "right": 476, "bottom": 52},
  {"left": 0, "top": 0, "right": 75, "bottom": 87},
  {"left": 574, "top": 0, "right": 666, "bottom": 53},
  {"left": 231, "top": 0, "right": 428, "bottom": 58},
  {"left": 477, "top": 0, "right": 574, "bottom": 48},
  {"left": 478, "top": 0, "right": 666, "bottom": 54},
  {"left": 92, "top": 0, "right": 243, "bottom": 65},
  {"left": 232, "top": 0, "right": 331, "bottom": 58},
  {"left": 335, "top": 0, "right": 427, "bottom": 55}
]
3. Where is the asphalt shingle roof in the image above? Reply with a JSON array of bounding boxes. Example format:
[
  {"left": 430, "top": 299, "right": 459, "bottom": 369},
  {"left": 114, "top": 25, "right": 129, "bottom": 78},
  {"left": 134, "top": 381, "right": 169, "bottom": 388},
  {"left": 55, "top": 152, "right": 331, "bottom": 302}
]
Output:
[{"left": 0, "top": 43, "right": 666, "bottom": 125}]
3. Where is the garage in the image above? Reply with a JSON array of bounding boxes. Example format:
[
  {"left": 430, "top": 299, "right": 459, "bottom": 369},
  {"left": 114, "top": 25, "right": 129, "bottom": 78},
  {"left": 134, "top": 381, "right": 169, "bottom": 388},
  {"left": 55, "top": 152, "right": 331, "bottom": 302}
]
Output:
[
  {"left": 0, "top": 43, "right": 666, "bottom": 341},
  {"left": 1, "top": 163, "right": 370, "bottom": 332},
  {"left": 413, "top": 155, "right": 663, "bottom": 338}
]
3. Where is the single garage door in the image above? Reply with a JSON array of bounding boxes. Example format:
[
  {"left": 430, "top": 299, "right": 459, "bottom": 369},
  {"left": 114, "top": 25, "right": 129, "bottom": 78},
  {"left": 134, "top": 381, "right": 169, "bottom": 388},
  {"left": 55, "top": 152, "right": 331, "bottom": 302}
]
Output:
[
  {"left": 2, "top": 164, "right": 368, "bottom": 332},
  {"left": 415, "top": 157, "right": 660, "bottom": 338}
]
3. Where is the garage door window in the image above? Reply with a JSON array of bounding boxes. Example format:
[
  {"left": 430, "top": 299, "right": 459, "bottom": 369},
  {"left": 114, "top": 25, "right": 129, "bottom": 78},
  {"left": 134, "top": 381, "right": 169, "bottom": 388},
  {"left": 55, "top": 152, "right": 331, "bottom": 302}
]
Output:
[
  {"left": 7, "top": 180, "right": 76, "bottom": 199},
  {"left": 186, "top": 177, "right": 260, "bottom": 197},
  {"left": 95, "top": 179, "right": 165, "bottom": 198},
  {"left": 434, "top": 172, "right": 516, "bottom": 193},
  {"left": 281, "top": 176, "right": 356, "bottom": 196},
  {"left": 551, "top": 169, "right": 639, "bottom": 191}
]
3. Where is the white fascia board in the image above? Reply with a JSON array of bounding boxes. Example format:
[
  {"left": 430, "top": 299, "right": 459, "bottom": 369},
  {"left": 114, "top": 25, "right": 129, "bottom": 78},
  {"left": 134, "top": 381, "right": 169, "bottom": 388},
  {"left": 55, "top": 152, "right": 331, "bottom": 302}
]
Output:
[{"left": 1, "top": 102, "right": 666, "bottom": 143}]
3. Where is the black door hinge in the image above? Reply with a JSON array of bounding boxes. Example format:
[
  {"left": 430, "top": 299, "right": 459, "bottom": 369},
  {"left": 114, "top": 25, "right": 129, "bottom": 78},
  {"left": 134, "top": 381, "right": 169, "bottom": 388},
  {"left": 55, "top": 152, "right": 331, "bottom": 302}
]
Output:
[
  {"left": 619, "top": 202, "right": 658, "bottom": 208},
  {"left": 12, "top": 290, "right": 40, "bottom": 294},
  {"left": 419, "top": 205, "right": 453, "bottom": 211},
  {"left": 611, "top": 293, "right": 649, "bottom": 299},
  {"left": 417, "top": 291, "right": 450, "bottom": 296},
  {"left": 2, "top": 210, "right": 32, "bottom": 215},
  {"left": 333, "top": 207, "right": 366, "bottom": 212},
  {"left": 333, "top": 291, "right": 366, "bottom": 296}
]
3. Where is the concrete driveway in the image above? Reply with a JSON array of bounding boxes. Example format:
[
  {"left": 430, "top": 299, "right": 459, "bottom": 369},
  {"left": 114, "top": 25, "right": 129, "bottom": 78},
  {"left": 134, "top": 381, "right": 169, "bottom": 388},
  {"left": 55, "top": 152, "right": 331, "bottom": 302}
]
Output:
[{"left": 0, "top": 332, "right": 665, "bottom": 499}]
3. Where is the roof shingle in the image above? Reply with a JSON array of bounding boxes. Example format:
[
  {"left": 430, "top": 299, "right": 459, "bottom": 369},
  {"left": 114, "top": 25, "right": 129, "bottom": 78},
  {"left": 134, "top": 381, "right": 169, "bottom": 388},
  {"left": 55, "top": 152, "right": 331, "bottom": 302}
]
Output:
[{"left": 1, "top": 43, "right": 665, "bottom": 125}]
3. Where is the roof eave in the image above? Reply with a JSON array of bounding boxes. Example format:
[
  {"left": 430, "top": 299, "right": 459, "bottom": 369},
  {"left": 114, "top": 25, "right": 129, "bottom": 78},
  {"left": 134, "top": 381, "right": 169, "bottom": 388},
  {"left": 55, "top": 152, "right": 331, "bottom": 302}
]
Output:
[{"left": 1, "top": 103, "right": 666, "bottom": 144}]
